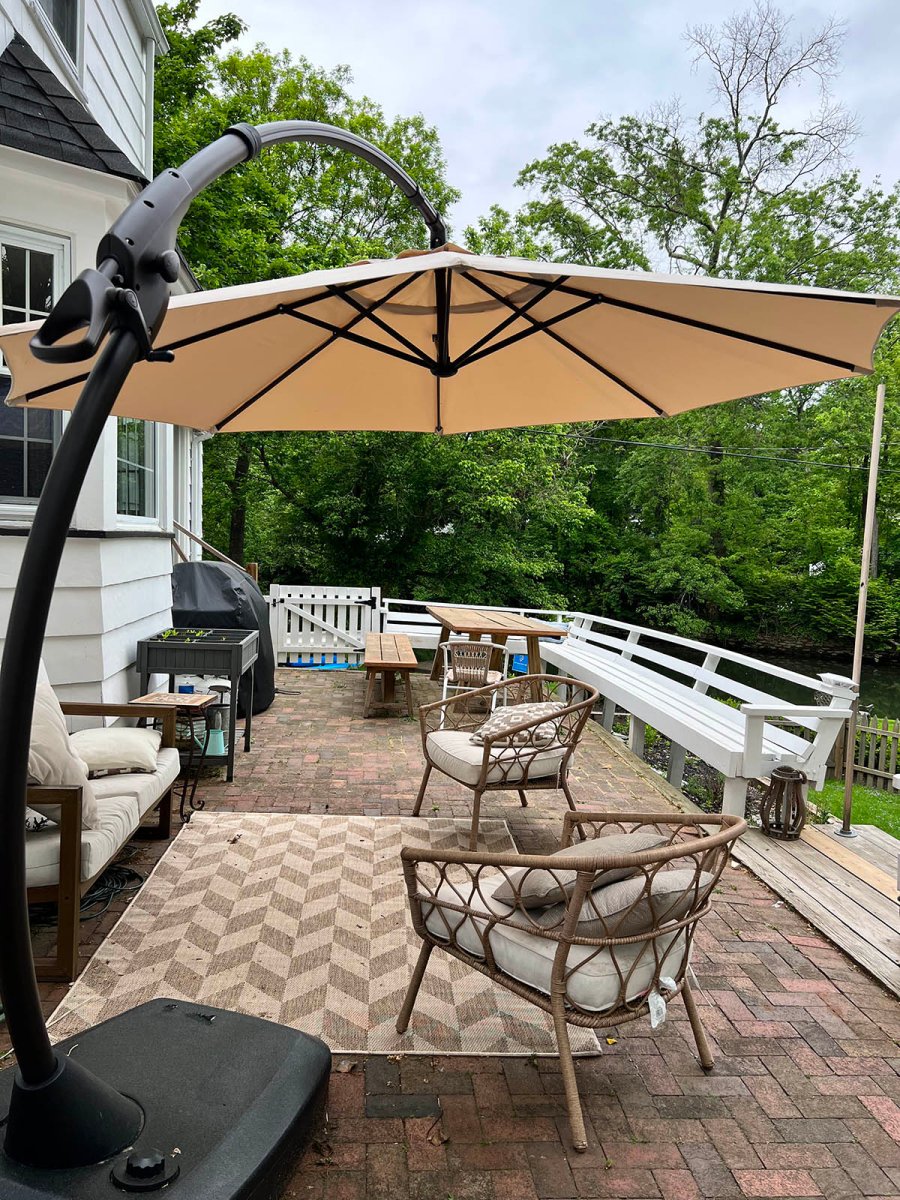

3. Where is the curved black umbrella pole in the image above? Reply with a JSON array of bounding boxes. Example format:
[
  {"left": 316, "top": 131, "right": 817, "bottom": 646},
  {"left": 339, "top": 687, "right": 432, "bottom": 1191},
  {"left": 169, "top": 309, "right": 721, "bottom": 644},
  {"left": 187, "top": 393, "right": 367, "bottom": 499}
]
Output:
[{"left": 0, "top": 120, "right": 445, "bottom": 1168}]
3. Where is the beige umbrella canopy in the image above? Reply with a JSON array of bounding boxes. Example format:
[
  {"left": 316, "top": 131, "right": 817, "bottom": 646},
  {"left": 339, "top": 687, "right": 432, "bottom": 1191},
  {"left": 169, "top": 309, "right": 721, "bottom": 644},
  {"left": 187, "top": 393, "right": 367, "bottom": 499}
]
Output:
[{"left": 1, "top": 247, "right": 897, "bottom": 434}]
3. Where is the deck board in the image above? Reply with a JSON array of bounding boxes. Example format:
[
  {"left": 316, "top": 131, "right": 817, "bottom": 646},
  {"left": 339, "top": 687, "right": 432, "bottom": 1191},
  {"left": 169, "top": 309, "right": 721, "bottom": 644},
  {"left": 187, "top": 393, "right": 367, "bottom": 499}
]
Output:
[{"left": 732, "top": 827, "right": 900, "bottom": 996}]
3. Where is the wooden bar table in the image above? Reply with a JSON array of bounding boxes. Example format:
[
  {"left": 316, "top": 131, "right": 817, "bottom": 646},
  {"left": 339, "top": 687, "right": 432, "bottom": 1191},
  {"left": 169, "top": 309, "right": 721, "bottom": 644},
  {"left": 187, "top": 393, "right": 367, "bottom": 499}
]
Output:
[{"left": 425, "top": 606, "right": 567, "bottom": 684}]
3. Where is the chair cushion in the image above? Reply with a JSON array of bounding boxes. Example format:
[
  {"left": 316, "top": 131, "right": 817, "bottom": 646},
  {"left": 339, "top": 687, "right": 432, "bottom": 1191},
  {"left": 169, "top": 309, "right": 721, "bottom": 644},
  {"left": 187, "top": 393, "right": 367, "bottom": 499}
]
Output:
[
  {"left": 470, "top": 701, "right": 564, "bottom": 746},
  {"left": 448, "top": 670, "right": 502, "bottom": 686},
  {"left": 89, "top": 747, "right": 180, "bottom": 817},
  {"left": 25, "top": 794, "right": 140, "bottom": 888},
  {"left": 491, "top": 829, "right": 670, "bottom": 909},
  {"left": 70, "top": 727, "right": 162, "bottom": 776},
  {"left": 426, "top": 730, "right": 566, "bottom": 787},
  {"left": 423, "top": 878, "right": 688, "bottom": 1012},
  {"left": 28, "top": 680, "right": 99, "bottom": 829},
  {"left": 532, "top": 868, "right": 716, "bottom": 937}
]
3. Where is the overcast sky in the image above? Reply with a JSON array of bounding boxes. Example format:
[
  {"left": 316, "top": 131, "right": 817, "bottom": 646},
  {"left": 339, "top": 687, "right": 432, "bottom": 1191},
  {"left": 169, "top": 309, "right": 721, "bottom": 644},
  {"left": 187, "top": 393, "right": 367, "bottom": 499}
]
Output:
[{"left": 197, "top": 0, "right": 900, "bottom": 236}]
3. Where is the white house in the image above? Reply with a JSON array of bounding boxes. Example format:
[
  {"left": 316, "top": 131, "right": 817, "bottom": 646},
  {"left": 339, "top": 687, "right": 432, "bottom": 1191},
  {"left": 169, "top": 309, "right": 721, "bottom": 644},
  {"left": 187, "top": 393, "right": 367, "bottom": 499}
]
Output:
[{"left": 0, "top": 0, "right": 204, "bottom": 701}]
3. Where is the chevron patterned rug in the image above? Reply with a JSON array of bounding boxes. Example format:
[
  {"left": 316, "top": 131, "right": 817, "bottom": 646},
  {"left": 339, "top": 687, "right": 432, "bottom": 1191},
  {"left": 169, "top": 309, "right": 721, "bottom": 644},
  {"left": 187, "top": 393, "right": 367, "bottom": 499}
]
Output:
[{"left": 50, "top": 813, "right": 600, "bottom": 1056}]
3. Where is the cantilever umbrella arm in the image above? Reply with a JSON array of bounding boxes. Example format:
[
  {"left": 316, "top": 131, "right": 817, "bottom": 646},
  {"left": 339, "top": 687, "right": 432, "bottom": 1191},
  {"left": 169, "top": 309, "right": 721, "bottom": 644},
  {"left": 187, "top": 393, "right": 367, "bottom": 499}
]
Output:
[{"left": 0, "top": 120, "right": 446, "bottom": 1172}]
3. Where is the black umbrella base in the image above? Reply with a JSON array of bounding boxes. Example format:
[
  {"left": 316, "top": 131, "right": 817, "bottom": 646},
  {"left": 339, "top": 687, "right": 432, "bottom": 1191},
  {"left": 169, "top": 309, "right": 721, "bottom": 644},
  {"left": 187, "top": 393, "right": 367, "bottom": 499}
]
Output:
[{"left": 0, "top": 998, "right": 331, "bottom": 1199}]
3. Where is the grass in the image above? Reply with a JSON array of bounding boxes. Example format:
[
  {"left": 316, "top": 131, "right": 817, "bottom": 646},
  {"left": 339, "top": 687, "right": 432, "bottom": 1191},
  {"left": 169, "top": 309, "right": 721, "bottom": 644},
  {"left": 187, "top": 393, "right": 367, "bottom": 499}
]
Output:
[{"left": 812, "top": 779, "right": 900, "bottom": 839}]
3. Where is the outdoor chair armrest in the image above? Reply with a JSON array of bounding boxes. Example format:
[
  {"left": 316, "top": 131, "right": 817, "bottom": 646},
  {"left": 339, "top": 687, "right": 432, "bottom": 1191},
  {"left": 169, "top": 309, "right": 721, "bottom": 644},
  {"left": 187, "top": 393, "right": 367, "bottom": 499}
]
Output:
[
  {"left": 60, "top": 702, "right": 178, "bottom": 749},
  {"left": 559, "top": 810, "right": 746, "bottom": 854},
  {"left": 739, "top": 704, "right": 853, "bottom": 720},
  {"left": 740, "top": 704, "right": 852, "bottom": 779},
  {"left": 26, "top": 784, "right": 83, "bottom": 809}
]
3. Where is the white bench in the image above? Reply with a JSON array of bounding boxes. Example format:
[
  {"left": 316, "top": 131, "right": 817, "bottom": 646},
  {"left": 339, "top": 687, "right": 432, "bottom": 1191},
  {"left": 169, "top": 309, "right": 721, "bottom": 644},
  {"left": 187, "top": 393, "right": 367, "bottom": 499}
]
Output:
[{"left": 540, "top": 615, "right": 856, "bottom": 818}]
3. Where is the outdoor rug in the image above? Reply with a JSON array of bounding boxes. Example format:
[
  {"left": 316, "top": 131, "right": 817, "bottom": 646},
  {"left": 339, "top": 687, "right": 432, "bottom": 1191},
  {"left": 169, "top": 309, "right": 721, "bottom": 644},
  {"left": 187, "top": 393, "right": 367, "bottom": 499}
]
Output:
[{"left": 50, "top": 813, "right": 599, "bottom": 1056}]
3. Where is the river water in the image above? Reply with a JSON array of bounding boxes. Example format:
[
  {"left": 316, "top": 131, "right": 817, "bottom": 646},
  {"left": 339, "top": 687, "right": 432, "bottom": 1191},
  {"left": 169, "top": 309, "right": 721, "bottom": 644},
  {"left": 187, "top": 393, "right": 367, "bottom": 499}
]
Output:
[{"left": 727, "top": 651, "right": 900, "bottom": 717}]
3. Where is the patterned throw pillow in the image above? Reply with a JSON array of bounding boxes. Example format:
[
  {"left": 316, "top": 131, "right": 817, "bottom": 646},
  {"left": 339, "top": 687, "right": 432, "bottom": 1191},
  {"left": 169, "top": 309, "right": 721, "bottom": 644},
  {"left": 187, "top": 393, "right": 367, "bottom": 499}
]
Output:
[{"left": 470, "top": 701, "right": 564, "bottom": 747}]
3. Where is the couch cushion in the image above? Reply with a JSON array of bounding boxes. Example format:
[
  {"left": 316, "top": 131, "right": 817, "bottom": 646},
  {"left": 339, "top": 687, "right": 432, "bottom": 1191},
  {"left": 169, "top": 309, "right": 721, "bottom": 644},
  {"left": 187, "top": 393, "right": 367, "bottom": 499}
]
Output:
[
  {"left": 426, "top": 730, "right": 566, "bottom": 787},
  {"left": 491, "top": 829, "right": 670, "bottom": 909},
  {"left": 422, "top": 878, "right": 688, "bottom": 1012},
  {"left": 89, "top": 748, "right": 180, "bottom": 816},
  {"left": 70, "top": 726, "right": 162, "bottom": 776},
  {"left": 25, "top": 794, "right": 140, "bottom": 889},
  {"left": 28, "top": 680, "right": 99, "bottom": 829}
]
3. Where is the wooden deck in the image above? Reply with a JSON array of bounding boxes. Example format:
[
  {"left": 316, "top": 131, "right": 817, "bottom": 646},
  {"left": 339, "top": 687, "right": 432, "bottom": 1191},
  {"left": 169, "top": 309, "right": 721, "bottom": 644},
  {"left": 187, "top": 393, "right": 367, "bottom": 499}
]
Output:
[{"left": 732, "top": 821, "right": 900, "bottom": 996}]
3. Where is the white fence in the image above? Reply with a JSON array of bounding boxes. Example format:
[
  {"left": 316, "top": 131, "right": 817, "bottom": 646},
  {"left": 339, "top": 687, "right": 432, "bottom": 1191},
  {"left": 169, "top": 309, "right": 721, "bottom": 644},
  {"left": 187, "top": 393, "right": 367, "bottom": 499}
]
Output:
[
  {"left": 265, "top": 589, "right": 572, "bottom": 665},
  {"left": 267, "top": 585, "right": 381, "bottom": 665}
]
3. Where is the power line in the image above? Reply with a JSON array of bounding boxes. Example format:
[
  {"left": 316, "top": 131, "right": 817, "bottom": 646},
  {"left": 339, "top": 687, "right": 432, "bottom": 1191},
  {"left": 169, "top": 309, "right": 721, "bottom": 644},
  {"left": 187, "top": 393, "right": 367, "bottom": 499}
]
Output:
[{"left": 556, "top": 433, "right": 900, "bottom": 473}]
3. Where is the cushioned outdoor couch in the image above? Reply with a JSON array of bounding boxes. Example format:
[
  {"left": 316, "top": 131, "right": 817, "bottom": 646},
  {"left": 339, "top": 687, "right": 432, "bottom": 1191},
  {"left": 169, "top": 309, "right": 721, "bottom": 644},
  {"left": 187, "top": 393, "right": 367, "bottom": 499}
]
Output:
[{"left": 26, "top": 675, "right": 179, "bottom": 982}]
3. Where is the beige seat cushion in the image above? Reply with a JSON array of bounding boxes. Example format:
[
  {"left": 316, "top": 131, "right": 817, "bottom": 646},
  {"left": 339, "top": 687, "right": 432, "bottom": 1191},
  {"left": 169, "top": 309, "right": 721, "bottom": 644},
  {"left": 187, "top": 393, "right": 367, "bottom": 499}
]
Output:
[
  {"left": 448, "top": 669, "right": 503, "bottom": 686},
  {"left": 28, "top": 677, "right": 99, "bottom": 830},
  {"left": 422, "top": 878, "right": 688, "bottom": 1012},
  {"left": 26, "top": 749, "right": 179, "bottom": 889},
  {"left": 25, "top": 794, "right": 140, "bottom": 888},
  {"left": 90, "top": 748, "right": 180, "bottom": 816},
  {"left": 426, "top": 730, "right": 566, "bottom": 787}
]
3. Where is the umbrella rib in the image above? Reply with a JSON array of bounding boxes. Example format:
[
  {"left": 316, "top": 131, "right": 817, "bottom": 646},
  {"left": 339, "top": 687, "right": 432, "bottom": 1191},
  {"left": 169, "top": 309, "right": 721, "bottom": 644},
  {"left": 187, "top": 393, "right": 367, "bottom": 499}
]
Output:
[
  {"left": 17, "top": 274, "right": 410, "bottom": 405},
  {"left": 452, "top": 276, "right": 568, "bottom": 368},
  {"left": 457, "top": 294, "right": 602, "bottom": 367},
  {"left": 325, "top": 286, "right": 434, "bottom": 368},
  {"left": 479, "top": 269, "right": 867, "bottom": 374},
  {"left": 214, "top": 274, "right": 428, "bottom": 431},
  {"left": 280, "top": 308, "right": 429, "bottom": 368},
  {"left": 462, "top": 272, "right": 666, "bottom": 416}
]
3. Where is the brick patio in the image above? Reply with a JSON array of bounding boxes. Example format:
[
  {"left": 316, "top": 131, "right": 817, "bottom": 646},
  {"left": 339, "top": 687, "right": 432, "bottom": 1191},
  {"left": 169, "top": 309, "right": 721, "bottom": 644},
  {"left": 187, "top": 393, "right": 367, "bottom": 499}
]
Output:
[{"left": 12, "top": 668, "right": 900, "bottom": 1199}]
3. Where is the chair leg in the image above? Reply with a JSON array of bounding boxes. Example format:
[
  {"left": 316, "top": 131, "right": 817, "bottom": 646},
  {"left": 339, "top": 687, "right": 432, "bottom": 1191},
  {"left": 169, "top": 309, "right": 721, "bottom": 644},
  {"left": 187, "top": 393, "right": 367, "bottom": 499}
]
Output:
[
  {"left": 469, "top": 789, "right": 483, "bottom": 851},
  {"left": 561, "top": 778, "right": 585, "bottom": 840},
  {"left": 551, "top": 997, "right": 588, "bottom": 1152},
  {"left": 517, "top": 789, "right": 528, "bottom": 807},
  {"left": 412, "top": 764, "right": 432, "bottom": 817},
  {"left": 682, "top": 979, "right": 714, "bottom": 1072},
  {"left": 396, "top": 942, "right": 433, "bottom": 1033}
]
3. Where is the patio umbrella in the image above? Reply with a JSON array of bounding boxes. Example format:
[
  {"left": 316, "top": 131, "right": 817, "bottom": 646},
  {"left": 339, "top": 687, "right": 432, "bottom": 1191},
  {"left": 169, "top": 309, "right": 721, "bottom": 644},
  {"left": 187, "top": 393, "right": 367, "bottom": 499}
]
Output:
[
  {"left": 1, "top": 248, "right": 898, "bottom": 433},
  {"left": 0, "top": 117, "right": 897, "bottom": 1196}
]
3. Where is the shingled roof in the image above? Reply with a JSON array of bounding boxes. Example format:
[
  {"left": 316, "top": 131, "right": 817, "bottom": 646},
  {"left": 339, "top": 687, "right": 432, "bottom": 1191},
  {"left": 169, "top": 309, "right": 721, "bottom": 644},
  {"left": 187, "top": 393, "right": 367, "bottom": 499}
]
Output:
[{"left": 0, "top": 33, "right": 144, "bottom": 183}]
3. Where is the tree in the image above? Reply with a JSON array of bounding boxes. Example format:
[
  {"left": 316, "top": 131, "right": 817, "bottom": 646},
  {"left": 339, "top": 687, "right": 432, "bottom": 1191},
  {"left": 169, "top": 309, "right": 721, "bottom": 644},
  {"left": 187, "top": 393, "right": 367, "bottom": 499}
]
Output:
[
  {"left": 469, "top": 4, "right": 900, "bottom": 648},
  {"left": 154, "top": 0, "right": 461, "bottom": 563}
]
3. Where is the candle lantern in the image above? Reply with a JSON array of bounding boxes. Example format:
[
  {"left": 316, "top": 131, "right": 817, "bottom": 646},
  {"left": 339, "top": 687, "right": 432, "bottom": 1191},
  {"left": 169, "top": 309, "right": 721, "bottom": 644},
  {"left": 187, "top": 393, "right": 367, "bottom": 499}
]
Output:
[{"left": 759, "top": 766, "right": 808, "bottom": 840}]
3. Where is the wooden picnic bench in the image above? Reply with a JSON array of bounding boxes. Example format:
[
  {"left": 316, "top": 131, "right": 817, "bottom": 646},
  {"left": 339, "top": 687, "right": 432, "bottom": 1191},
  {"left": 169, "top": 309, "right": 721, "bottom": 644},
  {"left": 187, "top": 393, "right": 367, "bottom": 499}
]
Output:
[{"left": 364, "top": 633, "right": 417, "bottom": 718}]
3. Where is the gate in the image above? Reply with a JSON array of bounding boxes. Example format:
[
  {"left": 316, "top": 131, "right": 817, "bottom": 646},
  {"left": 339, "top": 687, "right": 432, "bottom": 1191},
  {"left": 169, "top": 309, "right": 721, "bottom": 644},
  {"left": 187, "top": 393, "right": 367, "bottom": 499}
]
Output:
[{"left": 267, "top": 585, "right": 381, "bottom": 666}]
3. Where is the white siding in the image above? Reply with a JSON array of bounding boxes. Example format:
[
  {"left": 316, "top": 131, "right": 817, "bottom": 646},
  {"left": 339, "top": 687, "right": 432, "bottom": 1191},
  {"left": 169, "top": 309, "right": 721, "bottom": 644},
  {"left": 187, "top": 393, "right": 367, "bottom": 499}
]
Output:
[
  {"left": 81, "top": 0, "right": 149, "bottom": 174},
  {"left": 0, "top": 0, "right": 165, "bottom": 176},
  {"left": 0, "top": 148, "right": 178, "bottom": 698}
]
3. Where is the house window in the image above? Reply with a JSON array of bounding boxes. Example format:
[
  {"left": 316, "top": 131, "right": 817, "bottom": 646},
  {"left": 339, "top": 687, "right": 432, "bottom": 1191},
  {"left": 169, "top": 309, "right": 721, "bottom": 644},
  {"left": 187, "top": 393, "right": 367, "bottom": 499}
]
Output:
[
  {"left": 117, "top": 418, "right": 157, "bottom": 518},
  {"left": 0, "top": 228, "right": 66, "bottom": 503},
  {"left": 37, "top": 0, "right": 78, "bottom": 61}
]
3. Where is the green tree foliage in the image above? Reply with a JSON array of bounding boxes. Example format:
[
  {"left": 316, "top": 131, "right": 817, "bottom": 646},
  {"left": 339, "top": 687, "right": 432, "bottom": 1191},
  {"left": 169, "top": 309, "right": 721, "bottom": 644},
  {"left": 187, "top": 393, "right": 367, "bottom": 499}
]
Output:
[
  {"left": 466, "top": 4, "right": 900, "bottom": 650},
  {"left": 158, "top": 3, "right": 900, "bottom": 652}
]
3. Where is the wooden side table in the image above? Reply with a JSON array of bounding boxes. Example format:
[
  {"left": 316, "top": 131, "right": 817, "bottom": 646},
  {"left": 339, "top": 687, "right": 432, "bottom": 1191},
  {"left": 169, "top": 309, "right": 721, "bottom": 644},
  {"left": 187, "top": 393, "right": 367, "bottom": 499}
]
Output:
[{"left": 131, "top": 691, "right": 217, "bottom": 822}]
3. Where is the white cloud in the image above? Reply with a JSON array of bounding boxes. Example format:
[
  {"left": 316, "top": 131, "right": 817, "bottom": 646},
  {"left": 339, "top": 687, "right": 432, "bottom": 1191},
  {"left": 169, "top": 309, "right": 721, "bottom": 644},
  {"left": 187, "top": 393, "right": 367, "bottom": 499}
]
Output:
[{"left": 198, "top": 0, "right": 900, "bottom": 234}]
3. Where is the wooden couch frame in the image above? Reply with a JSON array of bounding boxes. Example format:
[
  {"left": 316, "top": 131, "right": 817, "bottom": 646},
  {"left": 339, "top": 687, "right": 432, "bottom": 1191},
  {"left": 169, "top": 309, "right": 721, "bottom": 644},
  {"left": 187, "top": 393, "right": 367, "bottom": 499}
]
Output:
[{"left": 26, "top": 703, "right": 177, "bottom": 982}]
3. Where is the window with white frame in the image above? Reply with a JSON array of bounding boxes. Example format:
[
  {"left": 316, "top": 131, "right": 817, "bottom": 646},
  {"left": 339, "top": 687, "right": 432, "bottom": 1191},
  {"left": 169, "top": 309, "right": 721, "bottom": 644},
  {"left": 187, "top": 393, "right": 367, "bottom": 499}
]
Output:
[
  {"left": 117, "top": 418, "right": 157, "bottom": 518},
  {"left": 0, "top": 228, "right": 66, "bottom": 502},
  {"left": 37, "top": 0, "right": 79, "bottom": 62}
]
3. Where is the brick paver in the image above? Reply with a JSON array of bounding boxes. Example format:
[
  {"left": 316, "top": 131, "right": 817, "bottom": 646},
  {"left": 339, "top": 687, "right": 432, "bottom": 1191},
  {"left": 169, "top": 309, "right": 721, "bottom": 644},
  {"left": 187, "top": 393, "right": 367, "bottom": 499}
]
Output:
[{"left": 6, "top": 668, "right": 899, "bottom": 1198}]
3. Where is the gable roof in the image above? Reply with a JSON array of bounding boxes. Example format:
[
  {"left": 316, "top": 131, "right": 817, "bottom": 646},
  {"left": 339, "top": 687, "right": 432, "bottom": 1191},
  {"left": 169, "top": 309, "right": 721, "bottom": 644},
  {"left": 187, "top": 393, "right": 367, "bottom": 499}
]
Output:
[{"left": 0, "top": 33, "right": 145, "bottom": 184}]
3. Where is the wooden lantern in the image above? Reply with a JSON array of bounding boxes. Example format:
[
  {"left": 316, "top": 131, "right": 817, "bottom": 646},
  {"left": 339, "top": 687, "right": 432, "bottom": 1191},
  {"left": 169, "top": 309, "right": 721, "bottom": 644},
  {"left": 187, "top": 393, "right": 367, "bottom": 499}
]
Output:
[{"left": 759, "top": 766, "right": 807, "bottom": 840}]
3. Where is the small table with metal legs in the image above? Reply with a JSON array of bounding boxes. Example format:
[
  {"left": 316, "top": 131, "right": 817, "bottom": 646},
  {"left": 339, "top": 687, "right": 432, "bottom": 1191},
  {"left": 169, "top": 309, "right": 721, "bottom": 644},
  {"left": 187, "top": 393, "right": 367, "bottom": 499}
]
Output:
[{"left": 130, "top": 691, "right": 217, "bottom": 822}]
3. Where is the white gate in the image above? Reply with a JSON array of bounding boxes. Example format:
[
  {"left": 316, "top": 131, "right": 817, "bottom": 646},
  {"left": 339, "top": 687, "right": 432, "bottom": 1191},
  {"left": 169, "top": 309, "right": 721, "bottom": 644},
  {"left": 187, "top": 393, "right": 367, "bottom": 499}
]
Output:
[{"left": 268, "top": 585, "right": 382, "bottom": 665}]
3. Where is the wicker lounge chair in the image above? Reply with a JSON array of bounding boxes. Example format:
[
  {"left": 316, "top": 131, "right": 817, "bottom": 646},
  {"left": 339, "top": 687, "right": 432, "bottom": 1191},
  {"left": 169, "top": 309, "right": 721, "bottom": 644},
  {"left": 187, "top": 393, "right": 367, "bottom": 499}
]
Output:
[
  {"left": 398, "top": 810, "right": 746, "bottom": 1151},
  {"left": 413, "top": 675, "right": 598, "bottom": 850}
]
